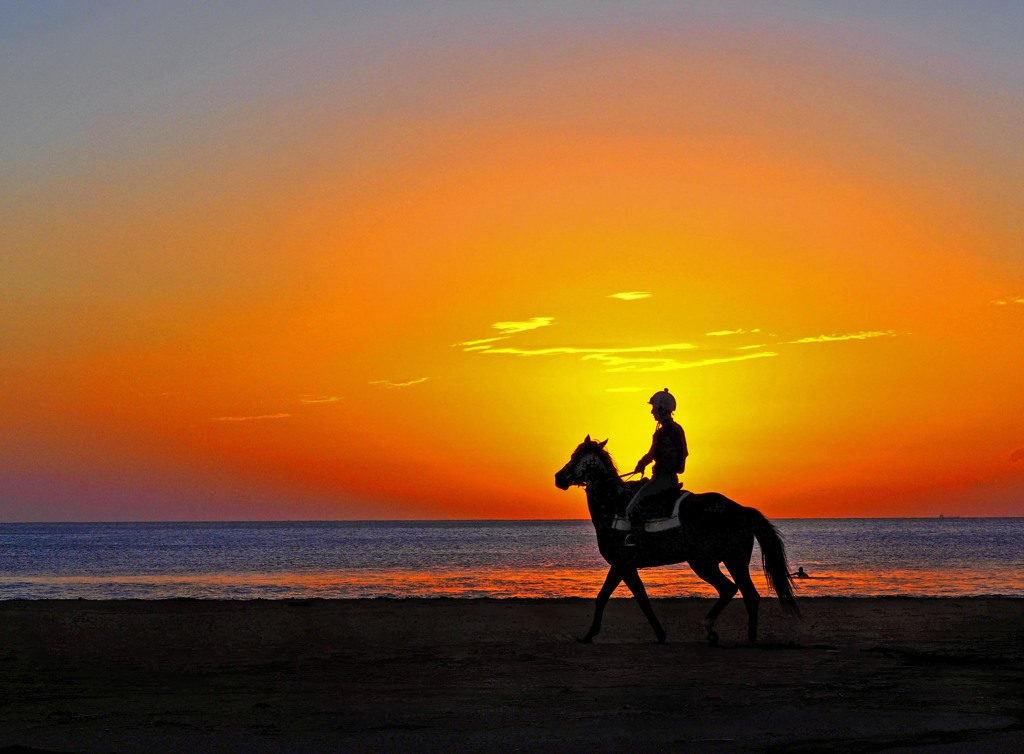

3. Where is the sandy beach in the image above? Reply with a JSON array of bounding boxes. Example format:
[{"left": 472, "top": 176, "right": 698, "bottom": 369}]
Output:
[{"left": 1, "top": 597, "right": 1021, "bottom": 753}]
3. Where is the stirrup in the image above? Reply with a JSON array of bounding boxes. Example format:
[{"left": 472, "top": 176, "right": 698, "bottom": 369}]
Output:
[{"left": 623, "top": 533, "right": 639, "bottom": 547}]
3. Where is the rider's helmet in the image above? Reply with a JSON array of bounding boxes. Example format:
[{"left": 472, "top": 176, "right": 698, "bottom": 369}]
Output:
[{"left": 648, "top": 388, "right": 676, "bottom": 414}]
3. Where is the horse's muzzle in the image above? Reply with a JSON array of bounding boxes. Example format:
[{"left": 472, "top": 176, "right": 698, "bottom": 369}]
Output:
[{"left": 554, "top": 472, "right": 571, "bottom": 490}]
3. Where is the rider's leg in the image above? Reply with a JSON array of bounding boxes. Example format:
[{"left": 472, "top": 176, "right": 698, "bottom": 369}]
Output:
[
  {"left": 623, "top": 481, "right": 653, "bottom": 545},
  {"left": 624, "top": 475, "right": 675, "bottom": 545}
]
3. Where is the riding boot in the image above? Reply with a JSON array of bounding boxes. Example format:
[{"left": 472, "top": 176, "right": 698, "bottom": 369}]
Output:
[{"left": 624, "top": 518, "right": 641, "bottom": 547}]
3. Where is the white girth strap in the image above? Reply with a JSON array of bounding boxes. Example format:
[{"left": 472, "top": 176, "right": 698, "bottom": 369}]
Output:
[{"left": 611, "top": 490, "right": 692, "bottom": 533}]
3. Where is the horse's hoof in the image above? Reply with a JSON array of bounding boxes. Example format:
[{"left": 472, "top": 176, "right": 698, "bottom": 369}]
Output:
[
  {"left": 707, "top": 631, "right": 719, "bottom": 647},
  {"left": 577, "top": 635, "right": 594, "bottom": 644},
  {"left": 656, "top": 630, "right": 667, "bottom": 644}
]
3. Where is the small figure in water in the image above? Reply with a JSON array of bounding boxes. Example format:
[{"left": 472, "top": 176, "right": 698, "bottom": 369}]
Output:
[
  {"left": 624, "top": 389, "right": 688, "bottom": 547},
  {"left": 790, "top": 567, "right": 809, "bottom": 579}
]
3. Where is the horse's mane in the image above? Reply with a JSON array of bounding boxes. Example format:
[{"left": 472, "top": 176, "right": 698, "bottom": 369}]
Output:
[{"left": 587, "top": 442, "right": 622, "bottom": 481}]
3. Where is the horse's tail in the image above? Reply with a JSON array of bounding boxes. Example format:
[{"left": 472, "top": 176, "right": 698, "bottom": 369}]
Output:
[{"left": 749, "top": 509, "right": 800, "bottom": 616}]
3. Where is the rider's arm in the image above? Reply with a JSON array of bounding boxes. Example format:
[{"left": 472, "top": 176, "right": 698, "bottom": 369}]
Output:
[{"left": 635, "top": 431, "right": 658, "bottom": 473}]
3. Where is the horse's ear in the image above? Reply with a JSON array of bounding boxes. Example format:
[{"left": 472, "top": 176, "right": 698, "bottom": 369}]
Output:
[
  {"left": 584, "top": 434, "right": 592, "bottom": 443},
  {"left": 597, "top": 439, "right": 608, "bottom": 449}
]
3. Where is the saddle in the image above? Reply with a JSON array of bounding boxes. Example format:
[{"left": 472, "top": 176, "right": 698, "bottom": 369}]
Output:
[{"left": 612, "top": 490, "right": 692, "bottom": 534}]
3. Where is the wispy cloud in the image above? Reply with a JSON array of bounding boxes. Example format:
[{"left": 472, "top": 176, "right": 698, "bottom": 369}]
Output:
[
  {"left": 1010, "top": 448, "right": 1024, "bottom": 464},
  {"left": 492, "top": 317, "right": 555, "bottom": 334},
  {"left": 993, "top": 296, "right": 1024, "bottom": 306},
  {"left": 454, "top": 317, "right": 555, "bottom": 349},
  {"left": 298, "top": 395, "right": 341, "bottom": 404},
  {"left": 706, "top": 328, "right": 761, "bottom": 337},
  {"left": 609, "top": 292, "right": 651, "bottom": 301},
  {"left": 587, "top": 356, "right": 686, "bottom": 371},
  {"left": 602, "top": 351, "right": 778, "bottom": 372},
  {"left": 673, "top": 352, "right": 777, "bottom": 369},
  {"left": 467, "top": 341, "right": 777, "bottom": 373},
  {"left": 789, "top": 330, "right": 899, "bottom": 344},
  {"left": 212, "top": 413, "right": 292, "bottom": 422},
  {"left": 370, "top": 377, "right": 430, "bottom": 389},
  {"left": 483, "top": 343, "right": 696, "bottom": 357},
  {"left": 455, "top": 335, "right": 508, "bottom": 348}
]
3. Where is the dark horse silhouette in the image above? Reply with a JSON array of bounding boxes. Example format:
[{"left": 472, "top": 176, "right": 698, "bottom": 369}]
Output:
[{"left": 554, "top": 436, "right": 799, "bottom": 645}]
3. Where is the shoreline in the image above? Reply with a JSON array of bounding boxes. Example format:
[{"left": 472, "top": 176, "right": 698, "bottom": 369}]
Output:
[
  {"left": 4, "top": 594, "right": 1024, "bottom": 605},
  {"left": 2, "top": 594, "right": 1022, "bottom": 600},
  {"left": 3, "top": 516, "right": 1022, "bottom": 522},
  {"left": 2, "top": 597, "right": 1022, "bottom": 752}
]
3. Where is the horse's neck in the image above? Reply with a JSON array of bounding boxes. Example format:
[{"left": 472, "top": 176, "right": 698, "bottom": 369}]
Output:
[{"left": 584, "top": 474, "right": 622, "bottom": 528}]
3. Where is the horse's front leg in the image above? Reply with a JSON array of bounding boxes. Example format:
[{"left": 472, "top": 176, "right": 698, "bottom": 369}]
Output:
[
  {"left": 621, "top": 567, "right": 667, "bottom": 644},
  {"left": 579, "top": 566, "right": 623, "bottom": 643}
]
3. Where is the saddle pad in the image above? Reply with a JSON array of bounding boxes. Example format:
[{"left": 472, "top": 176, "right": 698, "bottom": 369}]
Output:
[{"left": 612, "top": 491, "right": 692, "bottom": 533}]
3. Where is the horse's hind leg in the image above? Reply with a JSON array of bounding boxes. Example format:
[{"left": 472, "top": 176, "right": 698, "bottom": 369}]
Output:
[
  {"left": 725, "top": 558, "right": 761, "bottom": 645},
  {"left": 580, "top": 566, "right": 623, "bottom": 643},
  {"left": 621, "top": 567, "right": 666, "bottom": 644},
  {"left": 689, "top": 560, "right": 737, "bottom": 646}
]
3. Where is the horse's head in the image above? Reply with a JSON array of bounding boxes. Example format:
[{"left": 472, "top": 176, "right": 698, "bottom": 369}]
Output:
[{"left": 554, "top": 435, "right": 611, "bottom": 490}]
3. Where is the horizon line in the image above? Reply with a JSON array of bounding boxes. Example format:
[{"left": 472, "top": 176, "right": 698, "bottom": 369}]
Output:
[{"left": 2, "top": 516, "right": 1020, "bottom": 525}]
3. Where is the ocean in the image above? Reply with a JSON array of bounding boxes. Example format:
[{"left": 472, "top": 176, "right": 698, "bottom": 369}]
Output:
[{"left": 1, "top": 519, "right": 1021, "bottom": 599}]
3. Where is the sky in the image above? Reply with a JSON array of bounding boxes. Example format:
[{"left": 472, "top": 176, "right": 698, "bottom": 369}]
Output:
[{"left": 2, "top": 1, "right": 1022, "bottom": 521}]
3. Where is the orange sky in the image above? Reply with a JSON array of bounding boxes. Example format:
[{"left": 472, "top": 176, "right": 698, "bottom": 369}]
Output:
[{"left": 2, "top": 3, "right": 1022, "bottom": 520}]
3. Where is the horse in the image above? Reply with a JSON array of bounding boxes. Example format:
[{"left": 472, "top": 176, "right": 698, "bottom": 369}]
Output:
[{"left": 554, "top": 435, "right": 799, "bottom": 645}]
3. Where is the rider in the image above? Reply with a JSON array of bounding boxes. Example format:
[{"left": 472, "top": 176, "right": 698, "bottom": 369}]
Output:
[{"left": 624, "top": 388, "right": 688, "bottom": 546}]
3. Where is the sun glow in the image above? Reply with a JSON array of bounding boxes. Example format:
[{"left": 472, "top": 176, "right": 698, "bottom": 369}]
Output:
[{"left": 2, "top": 3, "right": 1021, "bottom": 520}]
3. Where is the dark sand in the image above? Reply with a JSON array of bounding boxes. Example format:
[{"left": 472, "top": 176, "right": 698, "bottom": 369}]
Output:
[{"left": 1, "top": 598, "right": 1022, "bottom": 753}]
